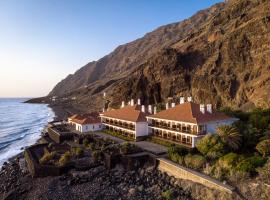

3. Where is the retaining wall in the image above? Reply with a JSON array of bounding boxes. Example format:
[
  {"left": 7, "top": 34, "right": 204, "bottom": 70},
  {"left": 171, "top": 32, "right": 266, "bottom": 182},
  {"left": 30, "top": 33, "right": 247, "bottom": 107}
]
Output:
[{"left": 157, "top": 158, "right": 234, "bottom": 194}]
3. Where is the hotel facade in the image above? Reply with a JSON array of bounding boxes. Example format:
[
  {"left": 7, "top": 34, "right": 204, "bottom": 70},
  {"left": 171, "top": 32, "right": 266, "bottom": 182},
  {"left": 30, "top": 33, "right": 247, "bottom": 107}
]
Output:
[
  {"left": 147, "top": 98, "right": 237, "bottom": 148},
  {"left": 100, "top": 99, "right": 150, "bottom": 140}
]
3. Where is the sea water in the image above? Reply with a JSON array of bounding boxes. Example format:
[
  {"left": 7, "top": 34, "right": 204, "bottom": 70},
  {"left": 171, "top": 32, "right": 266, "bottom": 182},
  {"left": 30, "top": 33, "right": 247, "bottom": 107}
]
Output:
[{"left": 0, "top": 98, "right": 54, "bottom": 166}]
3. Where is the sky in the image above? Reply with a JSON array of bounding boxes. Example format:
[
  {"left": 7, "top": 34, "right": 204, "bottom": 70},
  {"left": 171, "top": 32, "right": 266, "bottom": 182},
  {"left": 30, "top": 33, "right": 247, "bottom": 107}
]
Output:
[{"left": 0, "top": 0, "right": 222, "bottom": 98}]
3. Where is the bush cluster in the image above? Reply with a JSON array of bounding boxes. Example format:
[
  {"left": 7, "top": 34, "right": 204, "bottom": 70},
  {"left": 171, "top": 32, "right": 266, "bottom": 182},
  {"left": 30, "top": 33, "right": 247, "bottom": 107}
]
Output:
[
  {"left": 39, "top": 151, "right": 56, "bottom": 165},
  {"left": 58, "top": 151, "right": 72, "bottom": 166}
]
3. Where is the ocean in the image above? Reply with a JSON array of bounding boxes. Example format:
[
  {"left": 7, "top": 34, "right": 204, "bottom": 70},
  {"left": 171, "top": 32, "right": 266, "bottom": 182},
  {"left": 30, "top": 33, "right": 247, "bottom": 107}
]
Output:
[{"left": 0, "top": 98, "right": 54, "bottom": 166}]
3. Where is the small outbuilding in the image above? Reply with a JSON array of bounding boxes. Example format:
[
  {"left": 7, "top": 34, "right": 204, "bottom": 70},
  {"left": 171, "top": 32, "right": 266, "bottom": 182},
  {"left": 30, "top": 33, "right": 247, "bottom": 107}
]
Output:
[{"left": 68, "top": 112, "right": 103, "bottom": 133}]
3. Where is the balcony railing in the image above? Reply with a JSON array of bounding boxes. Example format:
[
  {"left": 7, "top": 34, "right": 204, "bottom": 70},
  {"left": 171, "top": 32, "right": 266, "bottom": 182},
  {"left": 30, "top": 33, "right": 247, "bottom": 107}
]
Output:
[
  {"left": 152, "top": 134, "right": 192, "bottom": 147},
  {"left": 149, "top": 123, "right": 206, "bottom": 135},
  {"left": 102, "top": 120, "right": 135, "bottom": 131}
]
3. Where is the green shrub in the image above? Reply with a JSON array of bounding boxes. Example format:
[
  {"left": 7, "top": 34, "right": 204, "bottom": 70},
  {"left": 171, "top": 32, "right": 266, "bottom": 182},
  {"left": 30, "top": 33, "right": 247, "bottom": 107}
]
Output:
[
  {"left": 256, "top": 139, "right": 270, "bottom": 157},
  {"left": 83, "top": 138, "right": 90, "bottom": 147},
  {"left": 72, "top": 147, "right": 84, "bottom": 157},
  {"left": 236, "top": 155, "right": 266, "bottom": 173},
  {"left": 257, "top": 160, "right": 270, "bottom": 183},
  {"left": 39, "top": 151, "right": 56, "bottom": 165},
  {"left": 104, "top": 130, "right": 134, "bottom": 141},
  {"left": 168, "top": 144, "right": 188, "bottom": 156},
  {"left": 58, "top": 151, "right": 72, "bottom": 166},
  {"left": 206, "top": 142, "right": 226, "bottom": 160},
  {"left": 89, "top": 143, "right": 96, "bottom": 151},
  {"left": 120, "top": 142, "right": 139, "bottom": 154},
  {"left": 169, "top": 152, "right": 181, "bottom": 163},
  {"left": 218, "top": 153, "right": 239, "bottom": 169},
  {"left": 92, "top": 150, "right": 101, "bottom": 163},
  {"left": 196, "top": 134, "right": 226, "bottom": 160},
  {"left": 184, "top": 154, "right": 206, "bottom": 170},
  {"left": 228, "top": 171, "right": 250, "bottom": 183},
  {"left": 212, "top": 165, "right": 226, "bottom": 180},
  {"left": 191, "top": 154, "right": 207, "bottom": 169},
  {"left": 162, "top": 189, "right": 174, "bottom": 200}
]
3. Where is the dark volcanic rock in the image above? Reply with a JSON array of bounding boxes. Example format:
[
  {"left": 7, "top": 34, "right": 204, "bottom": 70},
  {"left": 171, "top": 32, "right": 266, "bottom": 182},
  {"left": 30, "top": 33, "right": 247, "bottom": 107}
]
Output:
[{"left": 35, "top": 0, "right": 270, "bottom": 112}]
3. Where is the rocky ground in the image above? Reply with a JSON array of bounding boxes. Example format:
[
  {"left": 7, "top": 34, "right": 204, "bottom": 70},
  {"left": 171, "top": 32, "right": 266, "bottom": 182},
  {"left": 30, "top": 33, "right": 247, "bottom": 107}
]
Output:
[{"left": 0, "top": 157, "right": 193, "bottom": 200}]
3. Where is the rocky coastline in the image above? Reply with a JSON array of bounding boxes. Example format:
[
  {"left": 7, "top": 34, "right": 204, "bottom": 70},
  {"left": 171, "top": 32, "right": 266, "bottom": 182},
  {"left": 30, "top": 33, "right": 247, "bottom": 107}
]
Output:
[
  {"left": 0, "top": 157, "right": 195, "bottom": 200},
  {"left": 0, "top": 105, "right": 193, "bottom": 200}
]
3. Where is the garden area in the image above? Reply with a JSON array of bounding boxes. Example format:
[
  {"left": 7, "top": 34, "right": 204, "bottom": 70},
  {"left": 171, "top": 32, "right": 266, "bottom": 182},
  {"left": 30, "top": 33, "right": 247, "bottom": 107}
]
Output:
[
  {"left": 103, "top": 129, "right": 135, "bottom": 141},
  {"left": 167, "top": 107, "right": 270, "bottom": 185}
]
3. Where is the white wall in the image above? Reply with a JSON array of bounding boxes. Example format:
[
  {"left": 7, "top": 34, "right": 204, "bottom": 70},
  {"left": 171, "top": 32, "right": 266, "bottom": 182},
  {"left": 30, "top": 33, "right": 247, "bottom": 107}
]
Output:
[
  {"left": 206, "top": 119, "right": 238, "bottom": 133},
  {"left": 75, "top": 123, "right": 103, "bottom": 133},
  {"left": 135, "top": 122, "right": 148, "bottom": 137}
]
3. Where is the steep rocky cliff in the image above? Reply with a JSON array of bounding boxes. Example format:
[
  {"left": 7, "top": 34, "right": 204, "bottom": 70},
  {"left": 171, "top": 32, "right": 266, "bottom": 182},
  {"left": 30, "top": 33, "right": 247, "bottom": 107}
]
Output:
[{"left": 46, "top": 0, "right": 270, "bottom": 112}]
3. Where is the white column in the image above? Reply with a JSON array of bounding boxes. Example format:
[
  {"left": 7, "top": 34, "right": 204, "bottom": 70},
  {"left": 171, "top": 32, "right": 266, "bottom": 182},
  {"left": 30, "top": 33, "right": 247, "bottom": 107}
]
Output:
[{"left": 192, "top": 137, "right": 195, "bottom": 148}]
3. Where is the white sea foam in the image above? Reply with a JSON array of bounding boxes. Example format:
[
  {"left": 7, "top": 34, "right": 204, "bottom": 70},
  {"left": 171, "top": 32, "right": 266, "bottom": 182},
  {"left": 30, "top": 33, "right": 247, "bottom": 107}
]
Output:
[{"left": 0, "top": 98, "right": 55, "bottom": 166}]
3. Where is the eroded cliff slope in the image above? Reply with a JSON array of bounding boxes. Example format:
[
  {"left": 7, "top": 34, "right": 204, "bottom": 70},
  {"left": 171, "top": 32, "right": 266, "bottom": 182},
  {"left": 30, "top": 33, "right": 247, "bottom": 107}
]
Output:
[{"left": 46, "top": 0, "right": 270, "bottom": 112}]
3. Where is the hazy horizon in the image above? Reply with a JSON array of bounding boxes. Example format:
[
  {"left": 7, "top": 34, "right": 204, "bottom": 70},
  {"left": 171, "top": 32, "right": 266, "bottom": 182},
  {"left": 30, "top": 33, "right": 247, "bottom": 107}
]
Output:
[{"left": 0, "top": 0, "right": 222, "bottom": 98}]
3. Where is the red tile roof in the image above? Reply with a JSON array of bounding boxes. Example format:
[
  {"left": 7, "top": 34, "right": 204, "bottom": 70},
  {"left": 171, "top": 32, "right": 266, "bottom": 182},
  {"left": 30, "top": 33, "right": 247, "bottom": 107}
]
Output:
[
  {"left": 101, "top": 105, "right": 150, "bottom": 122},
  {"left": 69, "top": 112, "right": 101, "bottom": 125},
  {"left": 148, "top": 102, "right": 234, "bottom": 124}
]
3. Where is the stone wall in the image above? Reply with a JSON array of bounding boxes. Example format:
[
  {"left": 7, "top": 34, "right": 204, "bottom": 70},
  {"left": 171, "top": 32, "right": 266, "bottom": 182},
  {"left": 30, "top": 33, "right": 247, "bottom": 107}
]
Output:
[
  {"left": 24, "top": 144, "right": 72, "bottom": 177},
  {"left": 48, "top": 127, "right": 74, "bottom": 143},
  {"left": 157, "top": 158, "right": 234, "bottom": 194}
]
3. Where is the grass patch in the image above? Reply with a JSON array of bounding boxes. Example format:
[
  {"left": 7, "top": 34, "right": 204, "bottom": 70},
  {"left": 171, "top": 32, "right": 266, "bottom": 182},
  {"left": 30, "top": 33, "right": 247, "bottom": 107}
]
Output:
[{"left": 147, "top": 136, "right": 189, "bottom": 149}]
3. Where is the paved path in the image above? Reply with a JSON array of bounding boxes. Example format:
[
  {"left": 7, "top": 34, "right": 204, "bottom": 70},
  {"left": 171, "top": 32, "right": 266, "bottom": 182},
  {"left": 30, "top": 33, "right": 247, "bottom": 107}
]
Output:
[
  {"left": 94, "top": 131, "right": 167, "bottom": 155},
  {"left": 132, "top": 141, "right": 167, "bottom": 155}
]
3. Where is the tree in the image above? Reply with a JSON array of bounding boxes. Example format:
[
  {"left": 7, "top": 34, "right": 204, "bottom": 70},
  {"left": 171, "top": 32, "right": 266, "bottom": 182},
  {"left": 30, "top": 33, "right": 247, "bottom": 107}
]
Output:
[
  {"left": 196, "top": 134, "right": 226, "bottom": 160},
  {"left": 216, "top": 125, "right": 241, "bottom": 151},
  {"left": 256, "top": 139, "right": 270, "bottom": 157}
]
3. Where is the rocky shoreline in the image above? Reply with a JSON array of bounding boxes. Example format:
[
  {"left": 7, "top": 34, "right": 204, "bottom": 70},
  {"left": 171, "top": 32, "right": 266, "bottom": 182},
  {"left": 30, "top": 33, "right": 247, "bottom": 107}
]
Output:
[
  {"left": 0, "top": 154, "right": 195, "bottom": 200},
  {"left": 0, "top": 104, "right": 193, "bottom": 200}
]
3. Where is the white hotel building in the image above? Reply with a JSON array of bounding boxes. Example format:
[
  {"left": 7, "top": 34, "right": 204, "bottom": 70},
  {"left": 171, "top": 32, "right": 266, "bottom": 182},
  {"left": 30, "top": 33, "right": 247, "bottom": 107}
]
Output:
[
  {"left": 146, "top": 98, "right": 238, "bottom": 148},
  {"left": 100, "top": 99, "right": 150, "bottom": 140}
]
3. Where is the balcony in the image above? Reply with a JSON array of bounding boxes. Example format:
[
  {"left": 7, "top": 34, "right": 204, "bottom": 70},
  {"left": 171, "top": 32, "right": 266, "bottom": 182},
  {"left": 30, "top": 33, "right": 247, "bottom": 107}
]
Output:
[
  {"left": 152, "top": 133, "right": 192, "bottom": 148},
  {"left": 102, "top": 120, "right": 135, "bottom": 131},
  {"left": 149, "top": 122, "right": 206, "bottom": 135}
]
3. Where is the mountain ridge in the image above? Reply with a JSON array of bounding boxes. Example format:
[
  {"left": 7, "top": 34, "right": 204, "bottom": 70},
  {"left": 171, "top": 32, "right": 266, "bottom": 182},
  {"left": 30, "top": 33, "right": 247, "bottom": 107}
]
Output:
[{"left": 38, "top": 0, "right": 270, "bottom": 113}]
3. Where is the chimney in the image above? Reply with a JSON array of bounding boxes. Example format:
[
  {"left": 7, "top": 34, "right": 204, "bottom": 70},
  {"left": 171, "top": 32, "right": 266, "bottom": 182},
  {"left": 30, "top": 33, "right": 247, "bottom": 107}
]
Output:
[
  {"left": 154, "top": 106, "right": 157, "bottom": 114},
  {"left": 180, "top": 97, "right": 185, "bottom": 104},
  {"left": 103, "top": 92, "right": 106, "bottom": 97},
  {"left": 141, "top": 105, "right": 145, "bottom": 113},
  {"left": 148, "top": 105, "right": 152, "bottom": 114},
  {"left": 207, "top": 104, "right": 212, "bottom": 113},
  {"left": 131, "top": 99, "right": 134, "bottom": 106},
  {"left": 200, "top": 104, "right": 205, "bottom": 114},
  {"left": 187, "top": 97, "right": 192, "bottom": 102},
  {"left": 121, "top": 101, "right": 125, "bottom": 108},
  {"left": 137, "top": 98, "right": 141, "bottom": 105},
  {"left": 171, "top": 103, "right": 176, "bottom": 108},
  {"left": 166, "top": 103, "right": 169, "bottom": 110}
]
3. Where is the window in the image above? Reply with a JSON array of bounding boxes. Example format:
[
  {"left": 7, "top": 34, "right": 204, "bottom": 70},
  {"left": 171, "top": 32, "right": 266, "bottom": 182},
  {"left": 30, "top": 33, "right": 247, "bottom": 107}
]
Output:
[
  {"left": 99, "top": 125, "right": 101, "bottom": 128},
  {"left": 93, "top": 125, "right": 94, "bottom": 129}
]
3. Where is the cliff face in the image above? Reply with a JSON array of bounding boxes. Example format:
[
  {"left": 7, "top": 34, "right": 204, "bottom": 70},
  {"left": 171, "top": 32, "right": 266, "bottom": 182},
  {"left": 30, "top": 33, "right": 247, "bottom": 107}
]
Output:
[{"left": 48, "top": 0, "right": 270, "bottom": 111}]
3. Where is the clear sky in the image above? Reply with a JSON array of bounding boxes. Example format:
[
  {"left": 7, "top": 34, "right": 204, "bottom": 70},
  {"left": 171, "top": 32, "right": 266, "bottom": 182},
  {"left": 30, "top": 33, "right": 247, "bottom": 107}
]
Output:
[{"left": 0, "top": 0, "right": 222, "bottom": 98}]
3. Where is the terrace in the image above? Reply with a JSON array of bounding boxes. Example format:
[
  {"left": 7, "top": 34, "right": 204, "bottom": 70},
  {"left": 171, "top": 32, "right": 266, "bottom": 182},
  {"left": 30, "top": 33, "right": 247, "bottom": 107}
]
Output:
[
  {"left": 102, "top": 118, "right": 135, "bottom": 131},
  {"left": 104, "top": 125, "right": 135, "bottom": 140},
  {"left": 151, "top": 128, "right": 193, "bottom": 147},
  {"left": 148, "top": 119, "right": 206, "bottom": 135}
]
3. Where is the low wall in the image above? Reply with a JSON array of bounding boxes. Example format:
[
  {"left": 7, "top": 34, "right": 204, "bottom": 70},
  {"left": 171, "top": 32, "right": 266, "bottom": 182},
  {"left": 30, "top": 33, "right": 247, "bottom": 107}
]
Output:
[
  {"left": 157, "top": 158, "right": 234, "bottom": 194},
  {"left": 48, "top": 127, "right": 73, "bottom": 143},
  {"left": 24, "top": 144, "right": 72, "bottom": 177}
]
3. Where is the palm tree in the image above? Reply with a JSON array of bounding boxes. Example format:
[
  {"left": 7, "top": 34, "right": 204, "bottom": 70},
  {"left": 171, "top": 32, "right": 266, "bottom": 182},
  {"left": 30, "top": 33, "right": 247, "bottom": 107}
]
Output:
[{"left": 216, "top": 125, "right": 241, "bottom": 151}]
